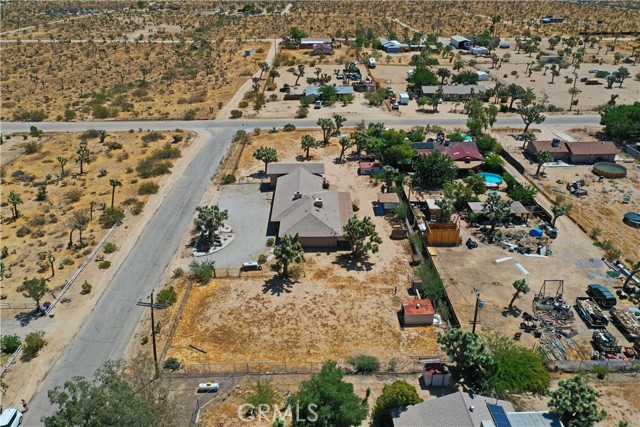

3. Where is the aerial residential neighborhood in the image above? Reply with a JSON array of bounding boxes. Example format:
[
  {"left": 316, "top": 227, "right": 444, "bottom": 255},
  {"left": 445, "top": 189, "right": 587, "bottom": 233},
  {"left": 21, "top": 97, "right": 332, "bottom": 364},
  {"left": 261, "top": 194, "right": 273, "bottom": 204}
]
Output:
[{"left": 0, "top": 1, "right": 639, "bottom": 427}]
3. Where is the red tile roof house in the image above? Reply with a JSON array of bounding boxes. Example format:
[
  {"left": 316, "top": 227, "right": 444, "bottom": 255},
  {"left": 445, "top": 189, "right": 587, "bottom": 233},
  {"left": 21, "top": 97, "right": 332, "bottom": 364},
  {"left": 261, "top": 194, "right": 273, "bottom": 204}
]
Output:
[{"left": 413, "top": 140, "right": 484, "bottom": 169}]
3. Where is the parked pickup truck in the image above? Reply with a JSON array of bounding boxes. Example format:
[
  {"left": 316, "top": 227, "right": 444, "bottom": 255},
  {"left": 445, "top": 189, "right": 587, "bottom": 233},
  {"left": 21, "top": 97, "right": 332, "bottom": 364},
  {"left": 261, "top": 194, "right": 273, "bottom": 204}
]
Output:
[
  {"left": 575, "top": 297, "right": 609, "bottom": 328},
  {"left": 592, "top": 330, "right": 622, "bottom": 354}
]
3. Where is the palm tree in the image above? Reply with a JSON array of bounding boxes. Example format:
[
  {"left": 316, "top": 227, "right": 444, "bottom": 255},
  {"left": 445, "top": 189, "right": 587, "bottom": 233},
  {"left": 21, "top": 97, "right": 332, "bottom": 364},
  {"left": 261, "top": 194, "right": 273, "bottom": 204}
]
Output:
[
  {"left": 8, "top": 191, "right": 23, "bottom": 220},
  {"left": 508, "top": 278, "right": 530, "bottom": 309},
  {"left": 109, "top": 179, "right": 122, "bottom": 209}
]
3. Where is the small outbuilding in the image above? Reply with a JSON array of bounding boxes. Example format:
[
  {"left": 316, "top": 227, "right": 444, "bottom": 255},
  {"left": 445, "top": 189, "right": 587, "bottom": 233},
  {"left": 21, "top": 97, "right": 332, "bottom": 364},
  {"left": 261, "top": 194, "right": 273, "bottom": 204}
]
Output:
[
  {"left": 402, "top": 299, "right": 435, "bottom": 326},
  {"left": 358, "top": 161, "right": 382, "bottom": 175},
  {"left": 378, "top": 192, "right": 401, "bottom": 211},
  {"left": 470, "top": 46, "right": 489, "bottom": 55},
  {"left": 422, "top": 363, "right": 451, "bottom": 387},
  {"left": 299, "top": 37, "right": 332, "bottom": 49},
  {"left": 450, "top": 35, "right": 471, "bottom": 50},
  {"left": 475, "top": 70, "right": 490, "bottom": 81}
]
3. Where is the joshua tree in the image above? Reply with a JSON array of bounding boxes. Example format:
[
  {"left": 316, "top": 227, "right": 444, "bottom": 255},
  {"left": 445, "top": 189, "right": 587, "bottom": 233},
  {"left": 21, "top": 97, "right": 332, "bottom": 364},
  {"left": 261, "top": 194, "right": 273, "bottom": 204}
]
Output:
[
  {"left": 301, "top": 134, "right": 319, "bottom": 159},
  {"left": 317, "top": 118, "right": 335, "bottom": 144},
  {"left": 273, "top": 233, "right": 305, "bottom": 277},
  {"left": 268, "top": 69, "right": 280, "bottom": 84},
  {"left": 535, "top": 150, "right": 554, "bottom": 176},
  {"left": 252, "top": 146, "right": 278, "bottom": 172},
  {"left": 98, "top": 130, "right": 108, "bottom": 143},
  {"left": 437, "top": 67, "right": 451, "bottom": 84},
  {"left": 482, "top": 192, "right": 512, "bottom": 233},
  {"left": 89, "top": 200, "right": 97, "bottom": 221},
  {"left": 617, "top": 66, "right": 630, "bottom": 88},
  {"left": 258, "top": 62, "right": 269, "bottom": 80},
  {"left": 343, "top": 216, "right": 382, "bottom": 258},
  {"left": 76, "top": 142, "right": 92, "bottom": 174},
  {"left": 337, "top": 136, "right": 353, "bottom": 163},
  {"left": 508, "top": 278, "right": 530, "bottom": 309},
  {"left": 292, "top": 64, "right": 305, "bottom": 86},
  {"left": 194, "top": 205, "right": 229, "bottom": 247},
  {"left": 548, "top": 375, "right": 606, "bottom": 427},
  {"left": 22, "top": 277, "right": 48, "bottom": 311},
  {"left": 72, "top": 211, "right": 90, "bottom": 245},
  {"left": 521, "top": 131, "right": 537, "bottom": 150},
  {"left": 8, "top": 191, "right": 23, "bottom": 220},
  {"left": 56, "top": 156, "right": 69, "bottom": 177},
  {"left": 109, "top": 179, "right": 122, "bottom": 209},
  {"left": 518, "top": 103, "right": 546, "bottom": 134},
  {"left": 47, "top": 252, "right": 55, "bottom": 278},
  {"left": 332, "top": 114, "right": 346, "bottom": 135},
  {"left": 551, "top": 196, "right": 573, "bottom": 226}
]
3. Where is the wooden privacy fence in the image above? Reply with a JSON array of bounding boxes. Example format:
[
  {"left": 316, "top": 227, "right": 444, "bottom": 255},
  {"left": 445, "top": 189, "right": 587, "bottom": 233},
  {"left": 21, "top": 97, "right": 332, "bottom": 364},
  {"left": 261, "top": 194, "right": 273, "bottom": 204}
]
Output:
[{"left": 425, "top": 222, "right": 461, "bottom": 247}]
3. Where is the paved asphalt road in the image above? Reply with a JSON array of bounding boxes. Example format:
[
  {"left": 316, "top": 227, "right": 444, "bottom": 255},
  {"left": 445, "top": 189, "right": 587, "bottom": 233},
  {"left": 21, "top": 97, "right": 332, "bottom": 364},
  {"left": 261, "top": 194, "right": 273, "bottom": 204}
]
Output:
[
  {"left": 1, "top": 114, "right": 600, "bottom": 134},
  {"left": 0, "top": 113, "right": 599, "bottom": 425},
  {"left": 20, "top": 127, "right": 234, "bottom": 425}
]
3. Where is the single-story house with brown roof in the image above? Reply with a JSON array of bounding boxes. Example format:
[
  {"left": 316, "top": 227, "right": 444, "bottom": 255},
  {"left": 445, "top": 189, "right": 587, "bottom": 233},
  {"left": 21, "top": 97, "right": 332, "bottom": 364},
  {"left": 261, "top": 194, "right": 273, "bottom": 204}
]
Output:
[
  {"left": 527, "top": 139, "right": 619, "bottom": 164},
  {"left": 565, "top": 140, "right": 618, "bottom": 163},
  {"left": 526, "top": 139, "right": 570, "bottom": 161},
  {"left": 270, "top": 165, "right": 352, "bottom": 248},
  {"left": 266, "top": 162, "right": 325, "bottom": 186}
]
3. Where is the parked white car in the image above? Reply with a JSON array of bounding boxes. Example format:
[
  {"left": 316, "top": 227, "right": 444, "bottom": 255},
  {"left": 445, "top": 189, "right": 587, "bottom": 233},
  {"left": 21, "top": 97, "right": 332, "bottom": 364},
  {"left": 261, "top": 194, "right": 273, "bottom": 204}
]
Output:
[{"left": 0, "top": 408, "right": 23, "bottom": 427}]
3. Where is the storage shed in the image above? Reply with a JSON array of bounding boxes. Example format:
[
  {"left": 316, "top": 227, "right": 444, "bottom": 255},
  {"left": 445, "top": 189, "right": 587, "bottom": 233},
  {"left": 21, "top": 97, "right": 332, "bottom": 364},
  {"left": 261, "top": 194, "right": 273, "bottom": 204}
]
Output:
[
  {"left": 470, "top": 46, "right": 489, "bottom": 55},
  {"left": 450, "top": 35, "right": 471, "bottom": 50},
  {"left": 422, "top": 363, "right": 451, "bottom": 387},
  {"left": 475, "top": 70, "right": 490, "bottom": 81},
  {"left": 378, "top": 192, "right": 401, "bottom": 211},
  {"left": 358, "top": 161, "right": 382, "bottom": 175},
  {"left": 402, "top": 299, "right": 435, "bottom": 326}
]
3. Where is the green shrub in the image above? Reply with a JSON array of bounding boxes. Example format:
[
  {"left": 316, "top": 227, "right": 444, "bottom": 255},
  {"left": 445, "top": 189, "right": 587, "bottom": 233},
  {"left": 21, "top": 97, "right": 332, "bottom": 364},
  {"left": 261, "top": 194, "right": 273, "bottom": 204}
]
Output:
[
  {"left": 81, "top": 281, "right": 92, "bottom": 294},
  {"left": 136, "top": 158, "right": 172, "bottom": 178},
  {"left": 13, "top": 109, "right": 48, "bottom": 121},
  {"left": 142, "top": 131, "right": 165, "bottom": 143},
  {"left": 163, "top": 357, "right": 181, "bottom": 371},
  {"left": 183, "top": 109, "right": 197, "bottom": 120},
  {"left": 138, "top": 181, "right": 160, "bottom": 195},
  {"left": 141, "top": 336, "right": 149, "bottom": 345},
  {"left": 172, "top": 267, "right": 184, "bottom": 278},
  {"left": 157, "top": 286, "right": 178, "bottom": 306},
  {"left": 283, "top": 123, "right": 296, "bottom": 132},
  {"left": 1, "top": 335, "right": 22, "bottom": 353},
  {"left": 131, "top": 200, "right": 145, "bottom": 215},
  {"left": 16, "top": 226, "right": 31, "bottom": 237},
  {"left": 347, "top": 354, "right": 380, "bottom": 374},
  {"left": 106, "top": 141, "right": 123, "bottom": 150},
  {"left": 24, "top": 141, "right": 40, "bottom": 154},
  {"left": 23, "top": 330, "right": 46, "bottom": 358},
  {"left": 100, "top": 207, "right": 125, "bottom": 227},
  {"left": 189, "top": 260, "right": 216, "bottom": 283},
  {"left": 221, "top": 174, "right": 236, "bottom": 184},
  {"left": 296, "top": 106, "right": 309, "bottom": 118},
  {"left": 258, "top": 254, "right": 267, "bottom": 265},
  {"left": 239, "top": 100, "right": 249, "bottom": 108},
  {"left": 103, "top": 242, "right": 117, "bottom": 254},
  {"left": 152, "top": 143, "right": 181, "bottom": 160},
  {"left": 230, "top": 110, "right": 243, "bottom": 119},
  {"left": 266, "top": 237, "right": 275, "bottom": 247},
  {"left": 98, "top": 260, "right": 111, "bottom": 269},
  {"left": 172, "top": 134, "right": 184, "bottom": 143}
]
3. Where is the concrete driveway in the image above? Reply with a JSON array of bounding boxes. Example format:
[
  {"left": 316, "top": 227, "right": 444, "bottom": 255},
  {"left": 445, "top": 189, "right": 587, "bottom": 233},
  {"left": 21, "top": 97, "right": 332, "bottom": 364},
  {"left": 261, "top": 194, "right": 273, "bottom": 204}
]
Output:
[{"left": 199, "top": 183, "right": 272, "bottom": 269}]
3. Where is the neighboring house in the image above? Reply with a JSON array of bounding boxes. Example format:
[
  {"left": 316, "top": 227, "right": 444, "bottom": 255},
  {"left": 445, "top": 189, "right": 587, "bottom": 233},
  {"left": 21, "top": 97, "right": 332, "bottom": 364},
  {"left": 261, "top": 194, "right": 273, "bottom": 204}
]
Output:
[
  {"left": 526, "top": 139, "right": 570, "bottom": 161},
  {"left": 527, "top": 139, "right": 619, "bottom": 163},
  {"left": 413, "top": 140, "right": 484, "bottom": 169},
  {"left": 402, "top": 299, "right": 435, "bottom": 326},
  {"left": 358, "top": 161, "right": 382, "bottom": 175},
  {"left": 565, "top": 140, "right": 618, "bottom": 163},
  {"left": 450, "top": 35, "right": 471, "bottom": 50},
  {"left": 378, "top": 192, "right": 401, "bottom": 211},
  {"left": 393, "top": 391, "right": 563, "bottom": 427},
  {"left": 299, "top": 37, "right": 332, "bottom": 49},
  {"left": 269, "top": 165, "right": 353, "bottom": 248},
  {"left": 304, "top": 85, "right": 355, "bottom": 100},
  {"left": 313, "top": 43, "right": 333, "bottom": 55},
  {"left": 380, "top": 39, "right": 409, "bottom": 53},
  {"left": 539, "top": 55, "right": 562, "bottom": 65},
  {"left": 266, "top": 162, "right": 324, "bottom": 186},
  {"left": 421, "top": 85, "right": 490, "bottom": 100}
]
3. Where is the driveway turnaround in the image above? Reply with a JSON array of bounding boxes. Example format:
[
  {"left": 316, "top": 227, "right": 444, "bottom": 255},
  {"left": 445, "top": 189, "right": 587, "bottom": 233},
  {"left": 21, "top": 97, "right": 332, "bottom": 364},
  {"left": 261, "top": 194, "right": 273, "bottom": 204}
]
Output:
[{"left": 23, "top": 128, "right": 234, "bottom": 424}]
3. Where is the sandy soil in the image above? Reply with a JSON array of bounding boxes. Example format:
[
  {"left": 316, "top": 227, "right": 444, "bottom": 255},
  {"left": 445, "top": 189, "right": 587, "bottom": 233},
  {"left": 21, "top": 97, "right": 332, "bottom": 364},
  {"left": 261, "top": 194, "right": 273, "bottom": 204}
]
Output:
[
  {"left": 0, "top": 129, "right": 205, "bottom": 408},
  {"left": 165, "top": 129, "right": 442, "bottom": 367},
  {"left": 496, "top": 131, "right": 640, "bottom": 260},
  {"left": 0, "top": 40, "right": 269, "bottom": 121}
]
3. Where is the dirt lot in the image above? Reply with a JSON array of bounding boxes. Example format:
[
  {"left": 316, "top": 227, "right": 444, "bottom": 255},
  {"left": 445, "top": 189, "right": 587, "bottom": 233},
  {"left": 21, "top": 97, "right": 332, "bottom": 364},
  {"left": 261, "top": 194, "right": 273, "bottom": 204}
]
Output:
[
  {"left": 165, "top": 129, "right": 442, "bottom": 367},
  {"left": 0, "top": 130, "right": 191, "bottom": 301},
  {"left": 496, "top": 131, "right": 640, "bottom": 260}
]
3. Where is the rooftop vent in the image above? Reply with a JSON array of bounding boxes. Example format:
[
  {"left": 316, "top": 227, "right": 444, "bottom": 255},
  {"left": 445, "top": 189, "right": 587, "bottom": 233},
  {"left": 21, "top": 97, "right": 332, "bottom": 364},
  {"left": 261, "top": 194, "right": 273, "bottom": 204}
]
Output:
[
  {"left": 293, "top": 191, "right": 302, "bottom": 200},
  {"left": 416, "top": 303, "right": 421, "bottom": 309},
  {"left": 551, "top": 138, "right": 561, "bottom": 147},
  {"left": 314, "top": 198, "right": 323, "bottom": 208},
  {"left": 469, "top": 405, "right": 475, "bottom": 412}
]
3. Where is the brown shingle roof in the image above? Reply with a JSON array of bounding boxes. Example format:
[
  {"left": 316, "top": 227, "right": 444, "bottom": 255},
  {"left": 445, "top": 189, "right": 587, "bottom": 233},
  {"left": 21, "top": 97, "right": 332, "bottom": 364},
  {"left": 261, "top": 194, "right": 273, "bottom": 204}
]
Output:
[
  {"left": 530, "top": 140, "right": 569, "bottom": 153},
  {"left": 565, "top": 141, "right": 618, "bottom": 156},
  {"left": 266, "top": 163, "right": 325, "bottom": 176}
]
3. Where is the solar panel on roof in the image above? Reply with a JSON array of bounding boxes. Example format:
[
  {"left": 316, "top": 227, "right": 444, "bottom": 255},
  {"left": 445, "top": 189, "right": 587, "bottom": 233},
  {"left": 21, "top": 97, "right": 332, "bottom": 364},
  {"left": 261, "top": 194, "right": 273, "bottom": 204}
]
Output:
[{"left": 488, "top": 404, "right": 512, "bottom": 427}]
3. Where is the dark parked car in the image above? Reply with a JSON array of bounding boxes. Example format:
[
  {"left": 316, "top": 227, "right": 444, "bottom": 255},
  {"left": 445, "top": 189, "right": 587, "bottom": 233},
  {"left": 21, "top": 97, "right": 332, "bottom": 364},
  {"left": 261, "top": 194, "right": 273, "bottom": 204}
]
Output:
[{"left": 586, "top": 284, "right": 617, "bottom": 308}]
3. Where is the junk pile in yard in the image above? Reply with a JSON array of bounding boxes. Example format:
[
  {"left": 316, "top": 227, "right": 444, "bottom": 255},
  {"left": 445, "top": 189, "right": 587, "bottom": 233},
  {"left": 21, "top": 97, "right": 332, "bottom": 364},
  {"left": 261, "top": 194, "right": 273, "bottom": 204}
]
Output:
[
  {"left": 471, "top": 227, "right": 554, "bottom": 255},
  {"left": 566, "top": 179, "right": 589, "bottom": 197}
]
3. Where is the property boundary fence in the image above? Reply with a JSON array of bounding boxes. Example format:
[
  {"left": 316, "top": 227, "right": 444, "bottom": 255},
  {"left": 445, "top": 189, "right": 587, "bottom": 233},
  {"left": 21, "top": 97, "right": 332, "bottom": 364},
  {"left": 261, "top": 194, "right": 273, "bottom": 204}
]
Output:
[
  {"left": 623, "top": 144, "right": 640, "bottom": 159},
  {"left": 501, "top": 149, "right": 526, "bottom": 174},
  {"left": 548, "top": 359, "right": 640, "bottom": 373},
  {"left": 0, "top": 302, "right": 37, "bottom": 310},
  {"left": 0, "top": 221, "right": 119, "bottom": 378}
]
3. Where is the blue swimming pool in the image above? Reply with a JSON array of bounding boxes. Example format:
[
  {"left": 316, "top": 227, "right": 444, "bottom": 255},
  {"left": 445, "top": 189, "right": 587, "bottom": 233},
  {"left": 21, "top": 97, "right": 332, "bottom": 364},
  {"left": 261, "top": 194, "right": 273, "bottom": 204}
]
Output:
[{"left": 479, "top": 172, "right": 504, "bottom": 185}]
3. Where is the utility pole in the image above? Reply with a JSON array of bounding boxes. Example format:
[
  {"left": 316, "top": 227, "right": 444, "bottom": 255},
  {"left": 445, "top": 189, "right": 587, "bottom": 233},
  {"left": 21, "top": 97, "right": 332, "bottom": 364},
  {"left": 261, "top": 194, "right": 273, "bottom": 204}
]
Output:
[
  {"left": 471, "top": 287, "right": 482, "bottom": 334},
  {"left": 136, "top": 291, "right": 167, "bottom": 378},
  {"left": 569, "top": 72, "right": 578, "bottom": 111}
]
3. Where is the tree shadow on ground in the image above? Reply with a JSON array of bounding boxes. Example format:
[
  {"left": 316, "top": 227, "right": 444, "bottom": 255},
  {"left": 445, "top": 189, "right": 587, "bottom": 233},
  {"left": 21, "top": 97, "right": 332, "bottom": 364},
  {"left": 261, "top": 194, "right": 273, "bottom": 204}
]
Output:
[
  {"left": 501, "top": 307, "right": 522, "bottom": 317},
  {"left": 332, "top": 253, "right": 374, "bottom": 272},
  {"left": 249, "top": 172, "right": 265, "bottom": 180},
  {"left": 262, "top": 275, "right": 296, "bottom": 296},
  {"left": 14, "top": 309, "right": 42, "bottom": 327}
]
